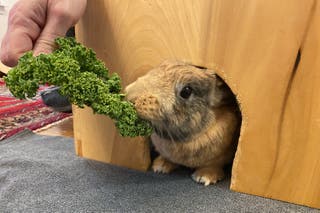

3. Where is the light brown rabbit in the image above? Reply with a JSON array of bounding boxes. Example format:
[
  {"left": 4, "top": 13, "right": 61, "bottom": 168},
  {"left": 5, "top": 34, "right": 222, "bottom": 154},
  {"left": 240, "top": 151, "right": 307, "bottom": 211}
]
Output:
[{"left": 125, "top": 60, "right": 241, "bottom": 186}]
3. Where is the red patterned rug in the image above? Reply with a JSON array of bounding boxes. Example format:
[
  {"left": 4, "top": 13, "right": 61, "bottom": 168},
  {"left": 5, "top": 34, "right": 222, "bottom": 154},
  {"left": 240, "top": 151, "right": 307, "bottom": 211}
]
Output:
[{"left": 0, "top": 78, "right": 71, "bottom": 140}]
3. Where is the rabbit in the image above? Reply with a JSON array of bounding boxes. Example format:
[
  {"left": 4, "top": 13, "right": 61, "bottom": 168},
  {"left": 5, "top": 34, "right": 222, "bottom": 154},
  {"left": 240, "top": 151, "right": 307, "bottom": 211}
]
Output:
[{"left": 125, "top": 60, "right": 241, "bottom": 186}]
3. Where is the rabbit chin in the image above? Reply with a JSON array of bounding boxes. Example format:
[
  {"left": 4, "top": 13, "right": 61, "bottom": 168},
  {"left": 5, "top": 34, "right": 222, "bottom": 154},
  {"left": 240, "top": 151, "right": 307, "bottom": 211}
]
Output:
[{"left": 151, "top": 122, "right": 195, "bottom": 142}]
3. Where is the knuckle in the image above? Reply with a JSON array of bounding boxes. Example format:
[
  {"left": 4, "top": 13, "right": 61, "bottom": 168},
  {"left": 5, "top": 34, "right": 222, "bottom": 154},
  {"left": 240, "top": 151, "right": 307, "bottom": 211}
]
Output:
[
  {"left": 7, "top": 3, "right": 30, "bottom": 27},
  {"left": 8, "top": 8, "right": 22, "bottom": 27},
  {"left": 49, "top": 6, "right": 75, "bottom": 25}
]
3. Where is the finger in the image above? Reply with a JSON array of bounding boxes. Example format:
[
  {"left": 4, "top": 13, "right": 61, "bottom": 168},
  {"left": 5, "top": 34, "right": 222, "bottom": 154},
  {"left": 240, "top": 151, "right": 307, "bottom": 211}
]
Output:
[
  {"left": 33, "top": 0, "right": 87, "bottom": 56},
  {"left": 0, "top": 30, "right": 34, "bottom": 67},
  {"left": 33, "top": 11, "right": 72, "bottom": 55},
  {"left": 0, "top": 0, "right": 46, "bottom": 66},
  {"left": 32, "top": 32, "right": 63, "bottom": 56}
]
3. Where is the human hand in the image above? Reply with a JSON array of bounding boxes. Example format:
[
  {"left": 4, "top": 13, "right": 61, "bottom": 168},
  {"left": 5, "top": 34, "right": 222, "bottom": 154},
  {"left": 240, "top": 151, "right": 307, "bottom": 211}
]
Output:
[{"left": 0, "top": 0, "right": 87, "bottom": 67}]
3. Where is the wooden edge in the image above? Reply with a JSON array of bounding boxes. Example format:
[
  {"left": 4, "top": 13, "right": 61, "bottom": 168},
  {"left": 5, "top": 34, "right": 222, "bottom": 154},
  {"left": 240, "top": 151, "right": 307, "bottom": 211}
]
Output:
[{"left": 0, "top": 62, "right": 11, "bottom": 75}]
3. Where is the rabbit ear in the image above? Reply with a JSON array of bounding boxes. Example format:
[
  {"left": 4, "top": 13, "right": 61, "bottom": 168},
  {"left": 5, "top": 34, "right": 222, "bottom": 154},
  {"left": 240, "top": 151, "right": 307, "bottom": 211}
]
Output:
[
  {"left": 208, "top": 77, "right": 224, "bottom": 107},
  {"left": 206, "top": 72, "right": 231, "bottom": 107},
  {"left": 159, "top": 59, "right": 186, "bottom": 70}
]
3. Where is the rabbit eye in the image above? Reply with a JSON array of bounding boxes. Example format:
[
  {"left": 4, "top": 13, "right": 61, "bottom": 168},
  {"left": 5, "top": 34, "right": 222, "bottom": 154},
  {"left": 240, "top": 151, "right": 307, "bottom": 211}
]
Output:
[{"left": 180, "top": 86, "right": 193, "bottom": 99}]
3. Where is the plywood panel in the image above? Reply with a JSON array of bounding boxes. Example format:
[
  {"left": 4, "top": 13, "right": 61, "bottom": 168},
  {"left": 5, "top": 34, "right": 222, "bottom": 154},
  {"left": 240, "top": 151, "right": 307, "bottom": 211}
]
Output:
[
  {"left": 36, "top": 117, "right": 74, "bottom": 138},
  {"left": 0, "top": 62, "right": 10, "bottom": 75},
  {"left": 73, "top": 106, "right": 151, "bottom": 171},
  {"left": 244, "top": 1, "right": 320, "bottom": 207},
  {"left": 73, "top": 106, "right": 115, "bottom": 163},
  {"left": 74, "top": 0, "right": 319, "bottom": 207},
  {"left": 231, "top": 1, "right": 320, "bottom": 208}
]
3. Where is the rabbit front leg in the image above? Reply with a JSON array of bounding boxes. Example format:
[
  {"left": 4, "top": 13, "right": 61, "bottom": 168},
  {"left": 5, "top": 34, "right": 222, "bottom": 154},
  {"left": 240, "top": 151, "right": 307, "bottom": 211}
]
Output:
[
  {"left": 191, "top": 165, "right": 225, "bottom": 186},
  {"left": 152, "top": 155, "right": 179, "bottom": 173}
]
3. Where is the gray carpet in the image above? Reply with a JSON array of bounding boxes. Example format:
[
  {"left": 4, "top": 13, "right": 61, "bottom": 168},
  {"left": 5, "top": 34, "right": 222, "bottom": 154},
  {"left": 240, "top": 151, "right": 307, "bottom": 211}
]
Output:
[{"left": 0, "top": 130, "right": 318, "bottom": 213}]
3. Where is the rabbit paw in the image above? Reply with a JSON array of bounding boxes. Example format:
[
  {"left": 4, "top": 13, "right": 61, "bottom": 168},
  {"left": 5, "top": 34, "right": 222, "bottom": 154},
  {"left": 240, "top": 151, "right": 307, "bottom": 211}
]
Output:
[
  {"left": 152, "top": 156, "right": 178, "bottom": 173},
  {"left": 191, "top": 167, "right": 225, "bottom": 186}
]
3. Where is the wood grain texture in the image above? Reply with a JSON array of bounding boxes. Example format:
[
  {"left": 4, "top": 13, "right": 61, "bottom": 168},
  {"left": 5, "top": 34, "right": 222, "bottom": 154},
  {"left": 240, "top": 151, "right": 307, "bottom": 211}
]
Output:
[
  {"left": 72, "top": 105, "right": 151, "bottom": 171},
  {"left": 259, "top": 1, "right": 320, "bottom": 207},
  {"left": 74, "top": 0, "right": 319, "bottom": 207},
  {"left": 0, "top": 62, "right": 10, "bottom": 75},
  {"left": 37, "top": 117, "right": 74, "bottom": 138}
]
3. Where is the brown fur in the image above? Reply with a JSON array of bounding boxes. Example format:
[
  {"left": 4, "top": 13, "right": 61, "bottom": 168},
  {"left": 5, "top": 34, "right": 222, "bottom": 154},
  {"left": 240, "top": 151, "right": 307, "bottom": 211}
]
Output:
[{"left": 125, "top": 60, "right": 240, "bottom": 185}]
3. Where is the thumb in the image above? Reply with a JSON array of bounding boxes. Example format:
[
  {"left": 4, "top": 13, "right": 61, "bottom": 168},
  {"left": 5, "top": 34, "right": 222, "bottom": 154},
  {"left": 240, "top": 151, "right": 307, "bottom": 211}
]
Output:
[
  {"left": 33, "top": 0, "right": 87, "bottom": 56},
  {"left": 33, "top": 12, "right": 73, "bottom": 56},
  {"left": 33, "top": 35, "right": 61, "bottom": 56},
  {"left": 33, "top": 26, "right": 70, "bottom": 56}
]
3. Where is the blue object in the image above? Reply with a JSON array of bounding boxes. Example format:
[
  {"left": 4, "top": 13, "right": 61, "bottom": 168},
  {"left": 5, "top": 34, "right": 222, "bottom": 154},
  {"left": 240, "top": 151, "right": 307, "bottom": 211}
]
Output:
[{"left": 40, "top": 86, "right": 72, "bottom": 113}]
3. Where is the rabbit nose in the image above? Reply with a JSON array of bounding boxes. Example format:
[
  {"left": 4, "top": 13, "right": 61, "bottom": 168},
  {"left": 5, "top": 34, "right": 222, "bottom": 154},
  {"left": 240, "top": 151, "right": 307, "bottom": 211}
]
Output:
[
  {"left": 125, "top": 96, "right": 137, "bottom": 105},
  {"left": 124, "top": 93, "right": 137, "bottom": 105},
  {"left": 125, "top": 80, "right": 149, "bottom": 104},
  {"left": 124, "top": 82, "right": 133, "bottom": 94},
  {"left": 124, "top": 83, "right": 138, "bottom": 103}
]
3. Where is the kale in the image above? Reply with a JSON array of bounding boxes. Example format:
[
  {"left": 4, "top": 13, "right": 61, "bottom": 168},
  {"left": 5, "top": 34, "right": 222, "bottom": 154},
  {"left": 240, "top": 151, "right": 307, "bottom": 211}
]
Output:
[{"left": 4, "top": 37, "right": 153, "bottom": 137}]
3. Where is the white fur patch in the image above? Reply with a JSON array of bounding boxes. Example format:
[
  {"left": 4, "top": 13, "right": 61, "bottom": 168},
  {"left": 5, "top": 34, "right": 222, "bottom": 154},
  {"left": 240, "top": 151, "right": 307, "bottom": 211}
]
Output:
[
  {"left": 152, "top": 164, "right": 170, "bottom": 174},
  {"left": 191, "top": 173, "right": 216, "bottom": 186}
]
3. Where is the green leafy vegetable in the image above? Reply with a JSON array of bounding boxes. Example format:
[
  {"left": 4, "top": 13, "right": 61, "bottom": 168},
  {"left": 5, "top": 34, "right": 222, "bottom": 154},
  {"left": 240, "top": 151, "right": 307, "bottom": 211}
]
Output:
[{"left": 4, "top": 37, "right": 153, "bottom": 137}]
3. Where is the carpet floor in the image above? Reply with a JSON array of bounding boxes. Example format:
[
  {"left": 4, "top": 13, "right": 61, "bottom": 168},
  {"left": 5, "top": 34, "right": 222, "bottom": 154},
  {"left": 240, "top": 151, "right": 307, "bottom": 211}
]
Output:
[
  {"left": 0, "top": 79, "right": 71, "bottom": 140},
  {"left": 0, "top": 130, "right": 318, "bottom": 212}
]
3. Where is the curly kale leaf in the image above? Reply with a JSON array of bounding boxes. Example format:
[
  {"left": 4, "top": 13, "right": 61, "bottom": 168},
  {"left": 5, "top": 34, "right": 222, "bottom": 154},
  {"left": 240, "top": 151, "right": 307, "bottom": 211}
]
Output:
[{"left": 4, "top": 37, "right": 153, "bottom": 137}]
